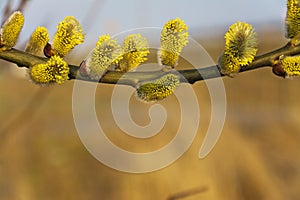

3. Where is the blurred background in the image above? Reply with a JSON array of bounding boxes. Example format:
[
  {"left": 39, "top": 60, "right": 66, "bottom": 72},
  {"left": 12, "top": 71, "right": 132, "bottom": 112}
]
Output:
[{"left": 2, "top": 0, "right": 300, "bottom": 199}]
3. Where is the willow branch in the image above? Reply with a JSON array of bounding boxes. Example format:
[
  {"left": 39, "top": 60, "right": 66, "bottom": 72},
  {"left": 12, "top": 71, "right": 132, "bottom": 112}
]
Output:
[{"left": 0, "top": 41, "right": 299, "bottom": 87}]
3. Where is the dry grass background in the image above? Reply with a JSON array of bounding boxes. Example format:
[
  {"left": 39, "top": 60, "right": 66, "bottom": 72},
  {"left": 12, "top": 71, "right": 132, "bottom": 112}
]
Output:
[
  {"left": 1, "top": 5, "right": 300, "bottom": 199},
  {"left": 1, "top": 33, "right": 300, "bottom": 200}
]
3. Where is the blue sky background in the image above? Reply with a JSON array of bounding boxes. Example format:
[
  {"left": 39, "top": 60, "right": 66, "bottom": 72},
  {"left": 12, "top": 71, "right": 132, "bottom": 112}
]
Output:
[{"left": 0, "top": 0, "right": 287, "bottom": 45}]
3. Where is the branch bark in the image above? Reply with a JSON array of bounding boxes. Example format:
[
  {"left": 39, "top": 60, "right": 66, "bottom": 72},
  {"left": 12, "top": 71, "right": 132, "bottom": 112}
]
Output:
[{"left": 0, "top": 41, "right": 299, "bottom": 87}]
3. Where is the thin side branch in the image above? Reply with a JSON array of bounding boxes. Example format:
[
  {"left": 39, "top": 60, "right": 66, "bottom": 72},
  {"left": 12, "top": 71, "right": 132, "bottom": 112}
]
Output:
[
  {"left": 0, "top": 41, "right": 299, "bottom": 87},
  {"left": 166, "top": 186, "right": 208, "bottom": 200}
]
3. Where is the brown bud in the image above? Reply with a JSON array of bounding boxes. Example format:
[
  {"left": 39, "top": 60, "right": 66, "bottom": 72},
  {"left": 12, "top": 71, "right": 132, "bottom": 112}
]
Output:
[
  {"left": 272, "top": 63, "right": 286, "bottom": 78},
  {"left": 79, "top": 60, "right": 89, "bottom": 77},
  {"left": 43, "top": 43, "right": 54, "bottom": 58}
]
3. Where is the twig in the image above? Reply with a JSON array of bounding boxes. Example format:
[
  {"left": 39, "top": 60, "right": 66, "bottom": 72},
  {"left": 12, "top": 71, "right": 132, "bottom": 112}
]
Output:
[
  {"left": 0, "top": 41, "right": 298, "bottom": 87},
  {"left": 167, "top": 186, "right": 208, "bottom": 200},
  {"left": 2, "top": 0, "right": 12, "bottom": 25},
  {"left": 0, "top": 88, "right": 52, "bottom": 146},
  {"left": 16, "top": 0, "right": 29, "bottom": 12},
  {"left": 0, "top": 0, "right": 51, "bottom": 147},
  {"left": 1, "top": 0, "right": 30, "bottom": 24}
]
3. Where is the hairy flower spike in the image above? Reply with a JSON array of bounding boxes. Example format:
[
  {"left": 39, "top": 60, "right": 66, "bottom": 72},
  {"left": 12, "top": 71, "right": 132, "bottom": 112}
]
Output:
[
  {"left": 116, "top": 34, "right": 149, "bottom": 72},
  {"left": 136, "top": 73, "right": 180, "bottom": 102},
  {"left": 25, "top": 27, "right": 50, "bottom": 56},
  {"left": 219, "top": 21, "right": 258, "bottom": 77},
  {"left": 29, "top": 55, "right": 69, "bottom": 85},
  {"left": 96, "top": 34, "right": 111, "bottom": 47},
  {"left": 53, "top": 16, "right": 84, "bottom": 57},
  {"left": 286, "top": 0, "right": 300, "bottom": 39},
  {"left": 280, "top": 55, "right": 300, "bottom": 78},
  {"left": 158, "top": 18, "right": 189, "bottom": 67},
  {"left": 0, "top": 11, "right": 24, "bottom": 50},
  {"left": 82, "top": 34, "right": 122, "bottom": 80}
]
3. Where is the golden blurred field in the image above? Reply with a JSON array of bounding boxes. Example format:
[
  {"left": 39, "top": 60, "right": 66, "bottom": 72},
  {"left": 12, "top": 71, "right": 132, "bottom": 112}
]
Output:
[{"left": 1, "top": 26, "right": 300, "bottom": 200}]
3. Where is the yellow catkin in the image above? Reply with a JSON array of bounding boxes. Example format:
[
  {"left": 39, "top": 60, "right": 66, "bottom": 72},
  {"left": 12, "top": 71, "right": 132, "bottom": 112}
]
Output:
[
  {"left": 158, "top": 18, "right": 189, "bottom": 67},
  {"left": 218, "top": 21, "right": 258, "bottom": 77},
  {"left": 0, "top": 11, "right": 24, "bottom": 50},
  {"left": 85, "top": 34, "right": 122, "bottom": 80},
  {"left": 286, "top": 0, "right": 300, "bottom": 38},
  {"left": 52, "top": 16, "right": 84, "bottom": 57},
  {"left": 25, "top": 26, "right": 50, "bottom": 56},
  {"left": 280, "top": 55, "right": 300, "bottom": 78},
  {"left": 29, "top": 55, "right": 69, "bottom": 85},
  {"left": 96, "top": 34, "right": 111, "bottom": 47},
  {"left": 136, "top": 73, "right": 180, "bottom": 102},
  {"left": 116, "top": 34, "right": 149, "bottom": 72}
]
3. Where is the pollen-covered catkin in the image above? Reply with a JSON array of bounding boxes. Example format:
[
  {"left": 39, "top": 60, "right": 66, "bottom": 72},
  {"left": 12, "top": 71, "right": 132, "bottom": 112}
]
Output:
[
  {"left": 218, "top": 21, "right": 258, "bottom": 77},
  {"left": 83, "top": 34, "right": 122, "bottom": 80},
  {"left": 158, "top": 18, "right": 189, "bottom": 67},
  {"left": 29, "top": 55, "right": 69, "bottom": 85},
  {"left": 53, "top": 16, "right": 84, "bottom": 57},
  {"left": 0, "top": 11, "right": 24, "bottom": 50},
  {"left": 116, "top": 34, "right": 149, "bottom": 72},
  {"left": 280, "top": 55, "right": 300, "bottom": 78},
  {"left": 286, "top": 0, "right": 300, "bottom": 38},
  {"left": 25, "top": 27, "right": 50, "bottom": 56},
  {"left": 136, "top": 73, "right": 180, "bottom": 102}
]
